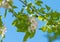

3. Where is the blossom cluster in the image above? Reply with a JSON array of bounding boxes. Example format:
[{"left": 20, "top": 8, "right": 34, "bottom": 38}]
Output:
[
  {"left": 0, "top": 25, "right": 7, "bottom": 38},
  {"left": 28, "top": 15, "right": 38, "bottom": 32},
  {"left": 0, "top": 0, "right": 12, "bottom": 8}
]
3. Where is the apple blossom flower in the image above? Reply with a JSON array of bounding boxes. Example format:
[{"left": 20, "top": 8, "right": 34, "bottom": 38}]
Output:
[
  {"left": 0, "top": 25, "right": 7, "bottom": 38},
  {"left": 0, "top": 0, "right": 12, "bottom": 8},
  {"left": 28, "top": 15, "right": 38, "bottom": 32}
]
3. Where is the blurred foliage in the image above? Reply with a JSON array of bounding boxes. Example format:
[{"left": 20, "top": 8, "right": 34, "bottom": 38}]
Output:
[
  {"left": 0, "top": 0, "right": 60, "bottom": 42},
  {"left": 0, "top": 16, "right": 5, "bottom": 42},
  {"left": 12, "top": 14, "right": 30, "bottom": 32},
  {"left": 35, "top": 0, "right": 43, "bottom": 6},
  {"left": 0, "top": 0, "right": 2, "bottom": 4},
  {"left": 0, "top": 16, "right": 3, "bottom": 28}
]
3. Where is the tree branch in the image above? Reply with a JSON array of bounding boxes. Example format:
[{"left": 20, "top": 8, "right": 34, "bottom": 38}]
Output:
[
  {"left": 19, "top": 0, "right": 43, "bottom": 15},
  {"left": 19, "top": 0, "right": 27, "bottom": 6},
  {"left": 19, "top": 0, "right": 47, "bottom": 20}
]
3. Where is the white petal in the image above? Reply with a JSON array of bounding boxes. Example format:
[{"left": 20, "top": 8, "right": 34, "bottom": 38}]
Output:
[{"left": 1, "top": 34, "right": 4, "bottom": 38}]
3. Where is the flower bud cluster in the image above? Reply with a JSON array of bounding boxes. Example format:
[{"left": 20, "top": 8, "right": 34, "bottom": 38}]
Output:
[
  {"left": 28, "top": 15, "right": 38, "bottom": 32},
  {"left": 0, "top": 25, "right": 7, "bottom": 38},
  {"left": 0, "top": 0, "right": 12, "bottom": 8}
]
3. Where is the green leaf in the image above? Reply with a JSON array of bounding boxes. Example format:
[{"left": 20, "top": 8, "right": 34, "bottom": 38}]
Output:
[
  {"left": 45, "top": 5, "right": 50, "bottom": 11},
  {"left": 25, "top": 6, "right": 33, "bottom": 14},
  {"left": 23, "top": 31, "right": 36, "bottom": 42},
  {"left": 0, "top": 0, "right": 2, "bottom": 4},
  {"left": 12, "top": 6, "right": 17, "bottom": 9},
  {"left": 0, "top": 16, "right": 3, "bottom": 28},
  {"left": 8, "top": 9, "right": 17, "bottom": 17},
  {"left": 20, "top": 8, "right": 24, "bottom": 13},
  {"left": 0, "top": 40, "right": 2, "bottom": 42},
  {"left": 30, "top": 30, "right": 36, "bottom": 38},
  {"left": 39, "top": 8, "right": 45, "bottom": 14},
  {"left": 4, "top": 9, "right": 7, "bottom": 18},
  {"left": 23, "top": 32, "right": 30, "bottom": 42},
  {"left": 47, "top": 28, "right": 52, "bottom": 33},
  {"left": 39, "top": 26, "right": 47, "bottom": 32},
  {"left": 13, "top": 14, "right": 29, "bottom": 32},
  {"left": 52, "top": 27, "right": 57, "bottom": 32},
  {"left": 0, "top": 16, "right": 2, "bottom": 19},
  {"left": 24, "top": 0, "right": 27, "bottom": 3},
  {"left": 35, "top": 1, "right": 43, "bottom": 6},
  {"left": 8, "top": 0, "right": 13, "bottom": 6},
  {"left": 8, "top": 9, "right": 13, "bottom": 12},
  {"left": 27, "top": 2, "right": 32, "bottom": 7},
  {"left": 0, "top": 31, "right": 2, "bottom": 35},
  {"left": 12, "top": 20, "right": 17, "bottom": 26},
  {"left": 38, "top": 16, "right": 42, "bottom": 20},
  {"left": 38, "top": 16, "right": 44, "bottom": 21}
]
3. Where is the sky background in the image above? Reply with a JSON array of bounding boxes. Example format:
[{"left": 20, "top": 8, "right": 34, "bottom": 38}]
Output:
[{"left": 0, "top": 0, "right": 60, "bottom": 42}]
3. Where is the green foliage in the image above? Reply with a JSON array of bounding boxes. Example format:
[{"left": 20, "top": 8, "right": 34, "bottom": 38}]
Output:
[
  {"left": 45, "top": 5, "right": 50, "bottom": 11},
  {"left": 39, "top": 7, "right": 45, "bottom": 14},
  {"left": 4, "top": 9, "right": 7, "bottom": 18},
  {"left": 0, "top": 0, "right": 2, "bottom": 4},
  {"left": 23, "top": 30, "right": 36, "bottom": 42},
  {"left": 35, "top": 0, "right": 43, "bottom": 6},
  {"left": 12, "top": 13, "right": 30, "bottom": 32},
  {"left": 30, "top": 30, "right": 36, "bottom": 38},
  {"left": 8, "top": 0, "right": 13, "bottom": 6},
  {"left": 39, "top": 26, "right": 47, "bottom": 32},
  {"left": 25, "top": 2, "right": 35, "bottom": 14},
  {"left": 47, "top": 28, "right": 52, "bottom": 33},
  {"left": 0, "top": 16, "right": 3, "bottom": 28},
  {"left": 0, "top": 40, "right": 2, "bottom": 42},
  {"left": 23, "top": 32, "right": 30, "bottom": 42},
  {"left": 0, "top": 0, "right": 60, "bottom": 42}
]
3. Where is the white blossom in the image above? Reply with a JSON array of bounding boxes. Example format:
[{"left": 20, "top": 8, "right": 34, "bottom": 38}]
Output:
[
  {"left": 0, "top": 0, "right": 12, "bottom": 8},
  {"left": 28, "top": 15, "right": 38, "bottom": 32},
  {"left": 0, "top": 25, "right": 7, "bottom": 38}
]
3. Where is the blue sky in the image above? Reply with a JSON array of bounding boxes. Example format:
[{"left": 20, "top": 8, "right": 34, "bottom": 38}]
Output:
[{"left": 0, "top": 0, "right": 60, "bottom": 42}]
